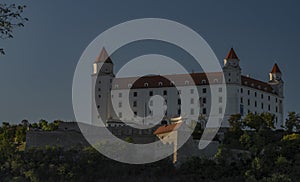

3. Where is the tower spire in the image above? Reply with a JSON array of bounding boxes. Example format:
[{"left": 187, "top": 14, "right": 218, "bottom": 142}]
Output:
[
  {"left": 225, "top": 48, "right": 239, "bottom": 60},
  {"left": 95, "top": 47, "right": 113, "bottom": 64},
  {"left": 270, "top": 63, "right": 282, "bottom": 74}
]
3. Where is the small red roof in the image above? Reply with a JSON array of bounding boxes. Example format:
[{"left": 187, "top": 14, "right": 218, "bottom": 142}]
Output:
[
  {"left": 154, "top": 122, "right": 182, "bottom": 135},
  {"left": 225, "top": 48, "right": 239, "bottom": 59},
  {"left": 270, "top": 63, "right": 281, "bottom": 74},
  {"left": 95, "top": 47, "right": 113, "bottom": 64}
]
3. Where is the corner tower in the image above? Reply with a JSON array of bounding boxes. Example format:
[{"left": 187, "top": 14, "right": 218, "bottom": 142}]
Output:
[
  {"left": 223, "top": 48, "right": 241, "bottom": 84},
  {"left": 268, "top": 63, "right": 284, "bottom": 97},
  {"left": 92, "top": 47, "right": 115, "bottom": 126}
]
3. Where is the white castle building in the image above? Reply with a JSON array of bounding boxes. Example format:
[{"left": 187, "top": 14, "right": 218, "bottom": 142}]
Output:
[{"left": 92, "top": 48, "right": 284, "bottom": 129}]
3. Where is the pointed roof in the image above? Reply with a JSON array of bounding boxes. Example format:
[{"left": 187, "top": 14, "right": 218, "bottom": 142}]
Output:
[
  {"left": 270, "top": 63, "right": 282, "bottom": 74},
  {"left": 95, "top": 47, "right": 113, "bottom": 64},
  {"left": 225, "top": 48, "right": 239, "bottom": 59}
]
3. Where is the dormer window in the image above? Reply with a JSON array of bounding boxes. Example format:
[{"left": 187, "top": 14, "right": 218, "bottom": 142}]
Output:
[
  {"left": 170, "top": 81, "right": 175, "bottom": 86},
  {"left": 214, "top": 79, "right": 218, "bottom": 83},
  {"left": 201, "top": 80, "right": 207, "bottom": 84},
  {"left": 158, "top": 82, "right": 163, "bottom": 86},
  {"left": 144, "top": 83, "right": 149, "bottom": 87},
  {"left": 114, "top": 84, "right": 119, "bottom": 89},
  {"left": 185, "top": 80, "right": 189, "bottom": 85},
  {"left": 128, "top": 84, "right": 132, "bottom": 88}
]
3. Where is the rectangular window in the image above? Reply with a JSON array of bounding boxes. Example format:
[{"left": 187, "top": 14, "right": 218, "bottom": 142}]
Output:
[
  {"left": 149, "top": 91, "right": 153, "bottom": 96},
  {"left": 118, "top": 102, "right": 122, "bottom": 108},
  {"left": 118, "top": 112, "right": 122, "bottom": 118},
  {"left": 241, "top": 88, "right": 243, "bottom": 93},
  {"left": 248, "top": 90, "right": 250, "bottom": 95},
  {"left": 134, "top": 112, "right": 137, "bottom": 117},
  {"left": 178, "top": 109, "right": 181, "bottom": 115},
  {"left": 163, "top": 90, "right": 167, "bottom": 96},
  {"left": 261, "top": 103, "right": 264, "bottom": 109},
  {"left": 133, "top": 101, "right": 137, "bottom": 107},
  {"left": 203, "top": 108, "right": 207, "bottom": 115},
  {"left": 240, "top": 104, "right": 244, "bottom": 116},
  {"left": 191, "top": 98, "right": 194, "bottom": 104},
  {"left": 218, "top": 97, "right": 222, "bottom": 103},
  {"left": 268, "top": 104, "right": 271, "bottom": 111},
  {"left": 240, "top": 97, "right": 243, "bottom": 104},
  {"left": 255, "top": 92, "right": 257, "bottom": 97},
  {"left": 203, "top": 97, "right": 207, "bottom": 104},
  {"left": 178, "top": 99, "right": 181, "bottom": 105},
  {"left": 190, "top": 108, "right": 194, "bottom": 115},
  {"left": 133, "top": 92, "right": 137, "bottom": 97},
  {"left": 219, "top": 107, "right": 223, "bottom": 114},
  {"left": 190, "top": 89, "right": 194, "bottom": 94},
  {"left": 276, "top": 98, "right": 278, "bottom": 103},
  {"left": 248, "top": 99, "right": 250, "bottom": 106},
  {"left": 261, "top": 94, "right": 264, "bottom": 99},
  {"left": 118, "top": 93, "right": 122, "bottom": 98},
  {"left": 276, "top": 106, "right": 278, "bottom": 112},
  {"left": 203, "top": 88, "right": 207, "bottom": 93},
  {"left": 219, "top": 87, "right": 222, "bottom": 93},
  {"left": 255, "top": 101, "right": 257, "bottom": 107},
  {"left": 268, "top": 96, "right": 270, "bottom": 101}
]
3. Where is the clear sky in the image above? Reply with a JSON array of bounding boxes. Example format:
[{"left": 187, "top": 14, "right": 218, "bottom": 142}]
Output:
[{"left": 1, "top": 0, "right": 299, "bottom": 124}]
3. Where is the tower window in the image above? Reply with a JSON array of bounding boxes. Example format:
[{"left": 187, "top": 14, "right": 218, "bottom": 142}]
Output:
[
  {"left": 203, "top": 88, "right": 207, "bottom": 93},
  {"left": 118, "top": 93, "right": 122, "bottom": 98},
  {"left": 255, "top": 101, "right": 257, "bottom": 107},
  {"left": 203, "top": 108, "right": 207, "bottom": 115},
  {"left": 203, "top": 97, "right": 207, "bottom": 104},
  {"left": 261, "top": 103, "right": 264, "bottom": 109},
  {"left": 248, "top": 90, "right": 250, "bottom": 95},
  {"left": 261, "top": 94, "right": 264, "bottom": 99},
  {"left": 219, "top": 97, "right": 223, "bottom": 103},
  {"left": 133, "top": 101, "right": 137, "bottom": 107},
  {"left": 268, "top": 104, "right": 271, "bottom": 111},
  {"left": 248, "top": 99, "right": 250, "bottom": 106},
  {"left": 178, "top": 109, "right": 181, "bottom": 115},
  {"left": 191, "top": 98, "right": 194, "bottom": 104},
  {"left": 134, "top": 112, "right": 137, "bottom": 117},
  {"left": 133, "top": 92, "right": 137, "bottom": 97},
  {"left": 190, "top": 89, "right": 194, "bottom": 94},
  {"left": 219, "top": 87, "right": 222, "bottom": 92},
  {"left": 219, "top": 107, "right": 223, "bottom": 114},
  {"left": 255, "top": 92, "right": 257, "bottom": 97},
  {"left": 241, "top": 88, "right": 243, "bottom": 93},
  {"left": 268, "top": 96, "right": 270, "bottom": 101},
  {"left": 97, "top": 105, "right": 100, "bottom": 109},
  {"left": 118, "top": 102, "right": 122, "bottom": 108},
  {"left": 190, "top": 108, "right": 194, "bottom": 115},
  {"left": 240, "top": 97, "right": 243, "bottom": 104}
]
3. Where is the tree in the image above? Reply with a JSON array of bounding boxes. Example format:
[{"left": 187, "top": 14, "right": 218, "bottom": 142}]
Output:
[
  {"left": 285, "top": 112, "right": 300, "bottom": 133},
  {"left": 0, "top": 3, "right": 28, "bottom": 54}
]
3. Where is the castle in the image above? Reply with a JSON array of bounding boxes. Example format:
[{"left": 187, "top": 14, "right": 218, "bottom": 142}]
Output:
[{"left": 92, "top": 48, "right": 284, "bottom": 129}]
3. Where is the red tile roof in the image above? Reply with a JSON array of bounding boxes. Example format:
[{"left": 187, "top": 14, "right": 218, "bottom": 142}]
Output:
[
  {"left": 225, "top": 48, "right": 239, "bottom": 59},
  {"left": 270, "top": 63, "right": 282, "bottom": 74},
  {"left": 153, "top": 122, "right": 182, "bottom": 135},
  {"left": 113, "top": 72, "right": 224, "bottom": 89},
  {"left": 241, "top": 76, "right": 274, "bottom": 93}
]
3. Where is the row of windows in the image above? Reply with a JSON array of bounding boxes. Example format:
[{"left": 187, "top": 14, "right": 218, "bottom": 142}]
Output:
[
  {"left": 240, "top": 97, "right": 280, "bottom": 112},
  {"left": 240, "top": 88, "right": 280, "bottom": 103}
]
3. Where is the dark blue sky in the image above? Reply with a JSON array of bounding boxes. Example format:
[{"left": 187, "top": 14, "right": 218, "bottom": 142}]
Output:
[{"left": 1, "top": 0, "right": 299, "bottom": 124}]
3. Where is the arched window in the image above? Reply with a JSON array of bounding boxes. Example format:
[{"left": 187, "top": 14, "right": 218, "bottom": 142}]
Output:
[
  {"left": 144, "top": 82, "right": 149, "bottom": 87},
  {"left": 128, "top": 84, "right": 132, "bottom": 88},
  {"left": 114, "top": 84, "right": 119, "bottom": 89},
  {"left": 214, "top": 79, "right": 218, "bottom": 83},
  {"left": 201, "top": 80, "right": 207, "bottom": 84},
  {"left": 158, "top": 82, "right": 163, "bottom": 86},
  {"left": 185, "top": 80, "right": 189, "bottom": 85}
]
